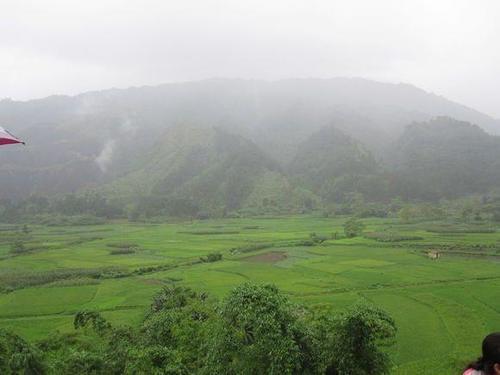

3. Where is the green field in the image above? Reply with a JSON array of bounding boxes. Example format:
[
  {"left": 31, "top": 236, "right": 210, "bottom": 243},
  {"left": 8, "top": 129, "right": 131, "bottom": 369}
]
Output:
[{"left": 1, "top": 216, "right": 499, "bottom": 374}]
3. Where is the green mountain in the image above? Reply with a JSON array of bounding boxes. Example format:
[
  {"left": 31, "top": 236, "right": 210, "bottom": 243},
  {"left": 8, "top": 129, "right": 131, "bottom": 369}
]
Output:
[
  {"left": 1, "top": 78, "right": 500, "bottom": 207},
  {"left": 289, "top": 127, "right": 386, "bottom": 202},
  {"left": 390, "top": 117, "right": 500, "bottom": 200},
  {"left": 104, "top": 126, "right": 312, "bottom": 216}
]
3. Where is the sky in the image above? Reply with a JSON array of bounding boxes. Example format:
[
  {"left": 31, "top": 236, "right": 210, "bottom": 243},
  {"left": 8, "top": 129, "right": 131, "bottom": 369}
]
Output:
[{"left": 1, "top": 0, "right": 500, "bottom": 117}]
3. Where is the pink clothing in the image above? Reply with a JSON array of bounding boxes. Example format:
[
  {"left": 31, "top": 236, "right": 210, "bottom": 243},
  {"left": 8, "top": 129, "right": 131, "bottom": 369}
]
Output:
[{"left": 463, "top": 369, "right": 484, "bottom": 375}]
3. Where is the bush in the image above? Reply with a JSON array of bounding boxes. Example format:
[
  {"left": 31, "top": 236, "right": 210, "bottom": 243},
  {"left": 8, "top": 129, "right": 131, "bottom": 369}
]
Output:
[
  {"left": 178, "top": 230, "right": 240, "bottom": 235},
  {"left": 9, "top": 240, "right": 27, "bottom": 254},
  {"left": 106, "top": 242, "right": 139, "bottom": 248},
  {"left": 425, "top": 224, "right": 496, "bottom": 233},
  {"left": 0, "top": 267, "right": 122, "bottom": 291},
  {"left": 0, "top": 329, "right": 45, "bottom": 374},
  {"left": 37, "top": 215, "right": 106, "bottom": 226},
  {"left": 344, "top": 217, "right": 366, "bottom": 238},
  {"left": 200, "top": 252, "right": 222, "bottom": 263},
  {"left": 109, "top": 248, "right": 136, "bottom": 255},
  {"left": 309, "top": 232, "right": 328, "bottom": 244},
  {"left": 364, "top": 232, "right": 424, "bottom": 242},
  {"left": 229, "top": 243, "right": 274, "bottom": 254}
]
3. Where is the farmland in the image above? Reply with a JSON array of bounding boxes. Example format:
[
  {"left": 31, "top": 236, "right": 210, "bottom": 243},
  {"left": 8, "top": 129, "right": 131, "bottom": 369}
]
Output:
[{"left": 1, "top": 216, "right": 500, "bottom": 374}]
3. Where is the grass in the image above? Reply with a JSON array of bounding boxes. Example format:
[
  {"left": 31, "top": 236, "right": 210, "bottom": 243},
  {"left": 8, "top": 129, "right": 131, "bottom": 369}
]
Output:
[{"left": 0, "top": 215, "right": 499, "bottom": 374}]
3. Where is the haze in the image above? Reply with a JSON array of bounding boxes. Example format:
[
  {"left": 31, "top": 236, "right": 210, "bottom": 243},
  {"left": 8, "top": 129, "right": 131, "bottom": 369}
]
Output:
[{"left": 1, "top": 0, "right": 500, "bottom": 118}]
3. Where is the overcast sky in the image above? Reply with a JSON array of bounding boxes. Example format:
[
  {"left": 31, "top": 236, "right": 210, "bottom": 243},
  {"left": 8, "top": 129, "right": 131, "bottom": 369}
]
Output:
[{"left": 1, "top": 0, "right": 499, "bottom": 117}]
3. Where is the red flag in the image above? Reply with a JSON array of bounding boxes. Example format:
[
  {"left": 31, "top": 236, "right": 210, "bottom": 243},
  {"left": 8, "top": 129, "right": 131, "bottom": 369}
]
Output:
[{"left": 0, "top": 126, "right": 24, "bottom": 146}]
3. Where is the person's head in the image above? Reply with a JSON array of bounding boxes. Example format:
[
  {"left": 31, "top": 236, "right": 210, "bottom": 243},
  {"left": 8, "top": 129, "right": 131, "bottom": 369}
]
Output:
[{"left": 468, "top": 332, "right": 500, "bottom": 374}]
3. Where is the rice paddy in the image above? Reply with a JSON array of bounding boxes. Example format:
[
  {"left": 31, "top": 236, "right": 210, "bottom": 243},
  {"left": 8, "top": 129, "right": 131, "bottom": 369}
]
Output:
[{"left": 1, "top": 216, "right": 499, "bottom": 374}]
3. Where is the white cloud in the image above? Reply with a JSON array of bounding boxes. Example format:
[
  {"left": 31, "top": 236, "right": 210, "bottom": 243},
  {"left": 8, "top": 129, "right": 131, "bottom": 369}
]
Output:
[{"left": 1, "top": 0, "right": 499, "bottom": 116}]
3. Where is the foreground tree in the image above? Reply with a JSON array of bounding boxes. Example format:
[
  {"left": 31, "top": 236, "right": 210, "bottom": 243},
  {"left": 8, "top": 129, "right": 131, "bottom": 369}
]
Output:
[
  {"left": 0, "top": 329, "right": 44, "bottom": 374},
  {"left": 206, "top": 283, "right": 318, "bottom": 374},
  {"left": 35, "top": 283, "right": 395, "bottom": 374},
  {"left": 317, "top": 304, "right": 397, "bottom": 374}
]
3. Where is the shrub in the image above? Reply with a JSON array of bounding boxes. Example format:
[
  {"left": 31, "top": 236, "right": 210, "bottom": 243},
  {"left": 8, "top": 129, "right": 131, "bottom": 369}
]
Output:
[
  {"left": 0, "top": 329, "right": 45, "bottom": 374},
  {"left": 109, "top": 248, "right": 136, "bottom": 255},
  {"left": 309, "top": 232, "right": 328, "bottom": 244},
  {"left": 178, "top": 230, "right": 240, "bottom": 235},
  {"left": 364, "top": 232, "right": 424, "bottom": 242},
  {"left": 9, "top": 240, "right": 27, "bottom": 254},
  {"left": 106, "top": 242, "right": 139, "bottom": 249},
  {"left": 200, "top": 252, "right": 222, "bottom": 263},
  {"left": 0, "top": 267, "right": 122, "bottom": 290},
  {"left": 343, "top": 217, "right": 366, "bottom": 238},
  {"left": 229, "top": 243, "right": 274, "bottom": 254},
  {"left": 425, "top": 224, "right": 495, "bottom": 233}
]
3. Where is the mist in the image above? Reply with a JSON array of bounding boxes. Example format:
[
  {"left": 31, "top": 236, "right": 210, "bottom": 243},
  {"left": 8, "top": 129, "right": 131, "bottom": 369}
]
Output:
[
  {"left": 2, "top": 3, "right": 500, "bottom": 374},
  {"left": 1, "top": 0, "right": 500, "bottom": 117}
]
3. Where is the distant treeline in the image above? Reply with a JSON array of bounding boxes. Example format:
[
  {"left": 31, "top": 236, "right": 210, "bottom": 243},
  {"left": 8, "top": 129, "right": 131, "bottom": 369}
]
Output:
[
  {"left": 2, "top": 189, "right": 500, "bottom": 224},
  {"left": 0, "top": 193, "right": 123, "bottom": 224}
]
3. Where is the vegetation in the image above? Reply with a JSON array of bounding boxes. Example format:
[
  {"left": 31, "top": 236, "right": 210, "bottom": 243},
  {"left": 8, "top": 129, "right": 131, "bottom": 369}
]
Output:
[
  {"left": 343, "top": 217, "right": 366, "bottom": 238},
  {"left": 200, "top": 252, "right": 222, "bottom": 263},
  {"left": 0, "top": 216, "right": 498, "bottom": 374},
  {"left": 2, "top": 100, "right": 500, "bottom": 374},
  {"left": 2, "top": 76, "right": 500, "bottom": 374},
  {"left": 0, "top": 283, "right": 395, "bottom": 374},
  {"left": 4, "top": 116, "right": 500, "bottom": 223},
  {"left": 0, "top": 329, "right": 44, "bottom": 374},
  {"left": 364, "top": 232, "right": 423, "bottom": 242}
]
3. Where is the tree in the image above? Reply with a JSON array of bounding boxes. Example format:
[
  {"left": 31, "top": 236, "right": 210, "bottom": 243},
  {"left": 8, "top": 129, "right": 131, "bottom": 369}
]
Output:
[
  {"left": 137, "top": 286, "right": 214, "bottom": 373},
  {"left": 491, "top": 206, "right": 500, "bottom": 222},
  {"left": 0, "top": 329, "right": 44, "bottom": 374},
  {"left": 317, "top": 304, "right": 396, "bottom": 374},
  {"left": 206, "top": 283, "right": 318, "bottom": 374},
  {"left": 9, "top": 241, "right": 26, "bottom": 255},
  {"left": 74, "top": 311, "right": 112, "bottom": 335},
  {"left": 310, "top": 232, "right": 328, "bottom": 244},
  {"left": 398, "top": 206, "right": 413, "bottom": 223},
  {"left": 35, "top": 283, "right": 396, "bottom": 374},
  {"left": 343, "top": 218, "right": 365, "bottom": 238},
  {"left": 200, "top": 252, "right": 223, "bottom": 263}
]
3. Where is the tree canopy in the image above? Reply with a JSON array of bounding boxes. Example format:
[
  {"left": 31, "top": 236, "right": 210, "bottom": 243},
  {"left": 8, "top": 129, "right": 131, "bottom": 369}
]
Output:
[{"left": 1, "top": 283, "right": 396, "bottom": 374}]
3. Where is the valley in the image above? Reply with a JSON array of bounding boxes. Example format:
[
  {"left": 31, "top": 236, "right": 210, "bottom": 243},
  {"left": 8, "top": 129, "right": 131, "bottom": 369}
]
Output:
[{"left": 1, "top": 215, "right": 499, "bottom": 374}]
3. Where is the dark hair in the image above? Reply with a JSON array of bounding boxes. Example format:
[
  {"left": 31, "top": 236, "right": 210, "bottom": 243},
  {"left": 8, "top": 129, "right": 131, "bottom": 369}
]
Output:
[{"left": 466, "top": 332, "right": 500, "bottom": 374}]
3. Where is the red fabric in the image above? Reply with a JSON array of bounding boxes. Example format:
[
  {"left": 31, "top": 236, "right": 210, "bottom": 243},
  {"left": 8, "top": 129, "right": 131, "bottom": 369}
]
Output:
[
  {"left": 0, "top": 138, "right": 22, "bottom": 145},
  {"left": 0, "top": 128, "right": 23, "bottom": 145}
]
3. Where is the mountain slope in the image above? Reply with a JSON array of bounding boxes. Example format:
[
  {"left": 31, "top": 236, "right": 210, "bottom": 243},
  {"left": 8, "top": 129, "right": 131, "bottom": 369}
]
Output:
[
  {"left": 103, "top": 126, "right": 311, "bottom": 216},
  {"left": 1, "top": 78, "right": 499, "bottom": 201},
  {"left": 289, "top": 127, "right": 390, "bottom": 202},
  {"left": 390, "top": 117, "right": 500, "bottom": 199}
]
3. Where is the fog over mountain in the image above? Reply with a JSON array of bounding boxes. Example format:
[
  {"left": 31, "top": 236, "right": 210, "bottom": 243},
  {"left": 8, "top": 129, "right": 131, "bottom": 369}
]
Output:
[
  {"left": 1, "top": 78, "right": 500, "bottom": 209},
  {"left": 3, "top": 3, "right": 500, "bottom": 373},
  {"left": 3, "top": 0, "right": 500, "bottom": 119}
]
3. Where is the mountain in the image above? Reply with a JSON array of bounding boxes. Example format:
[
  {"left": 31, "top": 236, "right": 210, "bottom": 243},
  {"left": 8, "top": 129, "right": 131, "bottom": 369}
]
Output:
[
  {"left": 390, "top": 117, "right": 500, "bottom": 200},
  {"left": 1, "top": 78, "right": 499, "bottom": 203},
  {"left": 289, "top": 127, "right": 386, "bottom": 202},
  {"left": 103, "top": 125, "right": 312, "bottom": 216}
]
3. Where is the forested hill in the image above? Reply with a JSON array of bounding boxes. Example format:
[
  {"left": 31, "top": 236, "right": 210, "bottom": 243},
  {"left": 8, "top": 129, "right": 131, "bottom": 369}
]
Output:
[
  {"left": 102, "top": 125, "right": 312, "bottom": 217},
  {"left": 1, "top": 78, "right": 500, "bottom": 213},
  {"left": 389, "top": 117, "right": 500, "bottom": 200},
  {"left": 289, "top": 127, "right": 386, "bottom": 203}
]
